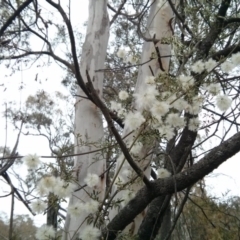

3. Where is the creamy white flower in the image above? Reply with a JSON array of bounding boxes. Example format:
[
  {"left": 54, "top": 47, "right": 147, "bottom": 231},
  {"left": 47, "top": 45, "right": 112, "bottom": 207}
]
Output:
[
  {"left": 84, "top": 173, "right": 99, "bottom": 188},
  {"left": 172, "top": 98, "right": 188, "bottom": 111},
  {"left": 35, "top": 225, "right": 55, "bottom": 240},
  {"left": 145, "top": 76, "right": 155, "bottom": 84},
  {"left": 85, "top": 200, "right": 99, "bottom": 214},
  {"left": 186, "top": 104, "right": 201, "bottom": 115},
  {"left": 151, "top": 101, "right": 170, "bottom": 119},
  {"left": 191, "top": 60, "right": 205, "bottom": 73},
  {"left": 166, "top": 113, "right": 185, "bottom": 128},
  {"left": 134, "top": 85, "right": 158, "bottom": 110},
  {"left": 157, "top": 168, "right": 171, "bottom": 178},
  {"left": 119, "top": 90, "right": 129, "bottom": 100},
  {"left": 178, "top": 75, "right": 194, "bottom": 90},
  {"left": 130, "top": 141, "right": 143, "bottom": 156},
  {"left": 126, "top": 55, "right": 137, "bottom": 64},
  {"left": 124, "top": 111, "right": 146, "bottom": 131},
  {"left": 31, "top": 199, "right": 47, "bottom": 214},
  {"left": 204, "top": 58, "right": 217, "bottom": 72},
  {"left": 206, "top": 83, "right": 221, "bottom": 95},
  {"left": 38, "top": 176, "right": 56, "bottom": 193},
  {"left": 158, "top": 125, "right": 175, "bottom": 140},
  {"left": 23, "top": 154, "right": 41, "bottom": 169},
  {"left": 221, "top": 61, "right": 235, "bottom": 72},
  {"left": 216, "top": 95, "right": 232, "bottom": 111},
  {"left": 117, "top": 48, "right": 127, "bottom": 59},
  {"left": 117, "top": 108, "right": 127, "bottom": 116},
  {"left": 37, "top": 183, "right": 49, "bottom": 197},
  {"left": 188, "top": 118, "right": 200, "bottom": 131},
  {"left": 53, "top": 178, "right": 75, "bottom": 198},
  {"left": 79, "top": 225, "right": 101, "bottom": 240},
  {"left": 67, "top": 202, "right": 85, "bottom": 218},
  {"left": 110, "top": 101, "right": 122, "bottom": 112},
  {"left": 231, "top": 52, "right": 240, "bottom": 65}
]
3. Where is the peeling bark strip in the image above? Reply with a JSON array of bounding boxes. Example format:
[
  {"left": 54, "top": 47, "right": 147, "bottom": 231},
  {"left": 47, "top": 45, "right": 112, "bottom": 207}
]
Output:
[
  {"left": 104, "top": 131, "right": 240, "bottom": 240},
  {"left": 63, "top": 1, "right": 109, "bottom": 239}
]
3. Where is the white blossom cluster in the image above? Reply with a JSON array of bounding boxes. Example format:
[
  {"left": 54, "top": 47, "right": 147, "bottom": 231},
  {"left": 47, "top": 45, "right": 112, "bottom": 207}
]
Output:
[
  {"left": 117, "top": 46, "right": 137, "bottom": 64},
  {"left": 31, "top": 199, "right": 47, "bottom": 214},
  {"left": 190, "top": 53, "right": 240, "bottom": 74},
  {"left": 67, "top": 199, "right": 99, "bottom": 218},
  {"left": 84, "top": 173, "right": 99, "bottom": 188},
  {"left": 23, "top": 154, "right": 41, "bottom": 169},
  {"left": 79, "top": 225, "right": 101, "bottom": 240},
  {"left": 35, "top": 225, "right": 55, "bottom": 240},
  {"left": 37, "top": 176, "right": 75, "bottom": 198}
]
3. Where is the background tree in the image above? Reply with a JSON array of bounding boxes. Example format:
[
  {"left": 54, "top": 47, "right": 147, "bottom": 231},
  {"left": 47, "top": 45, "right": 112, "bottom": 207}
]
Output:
[{"left": 1, "top": 0, "right": 240, "bottom": 240}]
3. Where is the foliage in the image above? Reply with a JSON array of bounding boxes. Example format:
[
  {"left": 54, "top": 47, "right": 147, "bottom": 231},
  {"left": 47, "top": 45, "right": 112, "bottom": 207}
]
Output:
[{"left": 1, "top": 0, "right": 240, "bottom": 240}]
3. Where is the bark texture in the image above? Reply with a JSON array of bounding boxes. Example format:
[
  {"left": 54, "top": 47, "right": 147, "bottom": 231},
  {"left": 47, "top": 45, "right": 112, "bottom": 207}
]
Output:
[{"left": 63, "top": 1, "right": 109, "bottom": 239}]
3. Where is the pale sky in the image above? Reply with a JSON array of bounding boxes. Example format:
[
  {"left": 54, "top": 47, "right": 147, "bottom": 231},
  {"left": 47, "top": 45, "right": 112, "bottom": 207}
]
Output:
[{"left": 0, "top": 0, "right": 240, "bottom": 228}]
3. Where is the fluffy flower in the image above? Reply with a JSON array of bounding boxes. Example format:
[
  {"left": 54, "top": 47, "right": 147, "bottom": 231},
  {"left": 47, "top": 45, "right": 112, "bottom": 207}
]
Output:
[
  {"left": 79, "top": 225, "right": 101, "bottom": 240},
  {"left": 119, "top": 90, "right": 129, "bottom": 100},
  {"left": 37, "top": 176, "right": 57, "bottom": 196},
  {"left": 124, "top": 111, "right": 146, "bottom": 131},
  {"left": 110, "top": 101, "right": 122, "bottom": 112},
  {"left": 206, "top": 83, "right": 221, "bottom": 95},
  {"left": 145, "top": 76, "right": 155, "bottom": 84},
  {"left": 157, "top": 168, "right": 171, "bottom": 178},
  {"left": 134, "top": 85, "right": 159, "bottom": 110},
  {"left": 191, "top": 60, "right": 205, "bottom": 73},
  {"left": 158, "top": 125, "right": 175, "bottom": 140},
  {"left": 67, "top": 202, "right": 84, "bottom": 218},
  {"left": 166, "top": 113, "right": 185, "bottom": 128},
  {"left": 84, "top": 173, "right": 99, "bottom": 188},
  {"left": 126, "top": 55, "right": 137, "bottom": 64},
  {"left": 35, "top": 225, "right": 55, "bottom": 240},
  {"left": 172, "top": 98, "right": 188, "bottom": 111},
  {"left": 178, "top": 75, "right": 194, "bottom": 90},
  {"left": 23, "top": 154, "right": 41, "bottom": 169},
  {"left": 53, "top": 178, "right": 75, "bottom": 198},
  {"left": 117, "top": 47, "right": 127, "bottom": 59},
  {"left": 31, "top": 199, "right": 47, "bottom": 214},
  {"left": 204, "top": 58, "right": 217, "bottom": 72},
  {"left": 221, "top": 61, "right": 234, "bottom": 72},
  {"left": 186, "top": 104, "right": 201, "bottom": 115},
  {"left": 216, "top": 95, "right": 232, "bottom": 111},
  {"left": 85, "top": 200, "right": 99, "bottom": 214},
  {"left": 117, "top": 108, "right": 127, "bottom": 116},
  {"left": 130, "top": 141, "right": 143, "bottom": 156},
  {"left": 151, "top": 101, "right": 170, "bottom": 119},
  {"left": 231, "top": 52, "right": 240, "bottom": 65},
  {"left": 188, "top": 118, "right": 200, "bottom": 131}
]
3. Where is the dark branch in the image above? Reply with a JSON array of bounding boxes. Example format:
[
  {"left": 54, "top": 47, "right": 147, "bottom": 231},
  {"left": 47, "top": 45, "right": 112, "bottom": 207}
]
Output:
[
  {"left": 0, "top": 0, "right": 34, "bottom": 37},
  {"left": 104, "top": 130, "right": 240, "bottom": 239}
]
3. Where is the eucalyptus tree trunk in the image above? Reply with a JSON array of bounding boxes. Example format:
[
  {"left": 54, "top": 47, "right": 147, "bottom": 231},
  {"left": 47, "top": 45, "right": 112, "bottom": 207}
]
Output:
[
  {"left": 109, "top": 0, "right": 176, "bottom": 237},
  {"left": 63, "top": 1, "right": 109, "bottom": 239}
]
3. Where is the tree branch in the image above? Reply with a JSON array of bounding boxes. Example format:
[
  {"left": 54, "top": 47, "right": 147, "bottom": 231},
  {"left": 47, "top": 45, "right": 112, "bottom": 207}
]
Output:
[
  {"left": 103, "top": 130, "right": 240, "bottom": 239},
  {"left": 0, "top": 0, "right": 34, "bottom": 37}
]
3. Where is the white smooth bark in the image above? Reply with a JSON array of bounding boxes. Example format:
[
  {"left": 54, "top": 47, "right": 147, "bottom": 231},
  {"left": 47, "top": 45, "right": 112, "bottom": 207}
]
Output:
[
  {"left": 109, "top": 1, "right": 176, "bottom": 236},
  {"left": 63, "top": 1, "right": 109, "bottom": 239}
]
